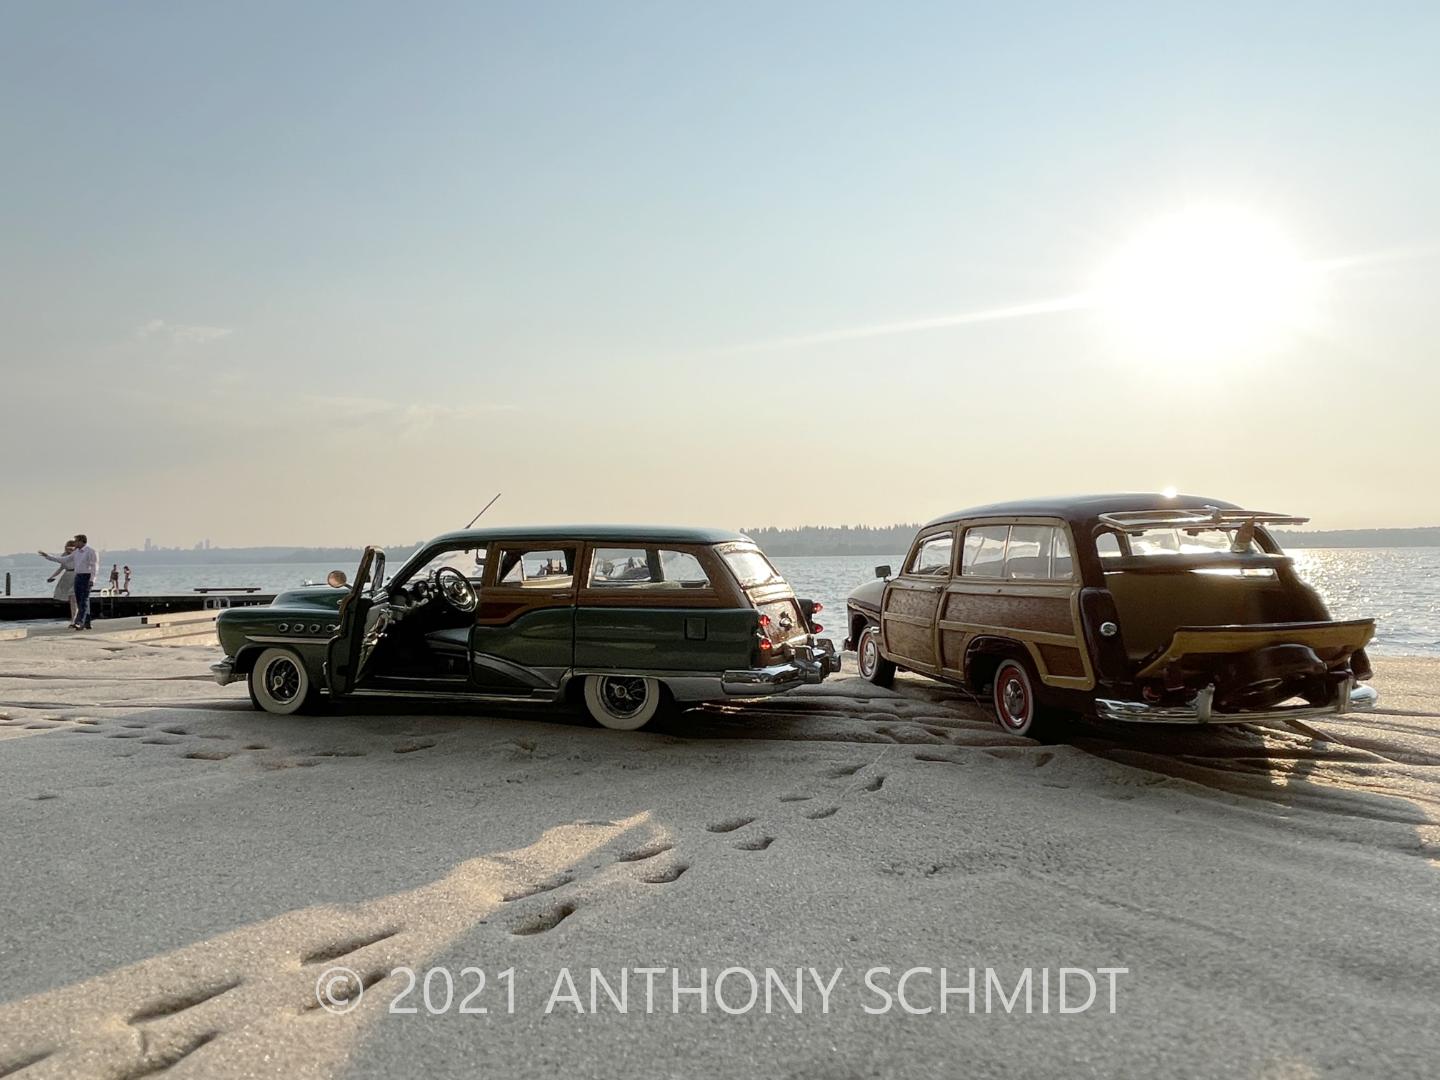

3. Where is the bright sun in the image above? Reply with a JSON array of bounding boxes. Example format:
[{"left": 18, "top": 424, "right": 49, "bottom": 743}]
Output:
[{"left": 1095, "top": 206, "right": 1320, "bottom": 361}]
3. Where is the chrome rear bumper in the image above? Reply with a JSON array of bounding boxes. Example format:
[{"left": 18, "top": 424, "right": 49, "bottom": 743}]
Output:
[
  {"left": 211, "top": 659, "right": 241, "bottom": 687},
  {"left": 1096, "top": 678, "right": 1379, "bottom": 725},
  {"left": 722, "top": 639, "right": 840, "bottom": 696}
]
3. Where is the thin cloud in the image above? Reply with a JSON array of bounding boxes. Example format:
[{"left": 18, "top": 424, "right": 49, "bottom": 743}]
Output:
[
  {"left": 714, "top": 293, "right": 1094, "bottom": 355},
  {"left": 136, "top": 319, "right": 234, "bottom": 346},
  {"left": 300, "top": 395, "right": 517, "bottom": 438}
]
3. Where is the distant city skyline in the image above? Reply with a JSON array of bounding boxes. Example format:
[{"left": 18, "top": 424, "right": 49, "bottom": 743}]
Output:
[{"left": 4, "top": 3, "right": 1437, "bottom": 551}]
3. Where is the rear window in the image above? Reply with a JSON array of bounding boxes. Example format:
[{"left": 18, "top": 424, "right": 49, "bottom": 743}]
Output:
[{"left": 720, "top": 547, "right": 782, "bottom": 588}]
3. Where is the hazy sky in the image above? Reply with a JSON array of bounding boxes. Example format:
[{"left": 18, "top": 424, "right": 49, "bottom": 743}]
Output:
[{"left": 3, "top": 1, "right": 1437, "bottom": 551}]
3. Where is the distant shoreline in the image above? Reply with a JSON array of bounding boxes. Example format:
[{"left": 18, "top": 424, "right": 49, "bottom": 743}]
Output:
[{"left": 4, "top": 524, "right": 1438, "bottom": 566}]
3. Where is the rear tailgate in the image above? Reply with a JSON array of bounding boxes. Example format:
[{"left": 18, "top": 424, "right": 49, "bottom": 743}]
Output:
[
  {"left": 1136, "top": 619, "right": 1375, "bottom": 678},
  {"left": 750, "top": 585, "right": 809, "bottom": 647}
]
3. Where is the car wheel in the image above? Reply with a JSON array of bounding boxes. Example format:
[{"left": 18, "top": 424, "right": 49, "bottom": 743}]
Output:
[
  {"left": 248, "top": 647, "right": 315, "bottom": 715},
  {"left": 857, "top": 625, "right": 896, "bottom": 687},
  {"left": 583, "top": 674, "right": 662, "bottom": 730},
  {"left": 991, "top": 658, "right": 1058, "bottom": 739}
]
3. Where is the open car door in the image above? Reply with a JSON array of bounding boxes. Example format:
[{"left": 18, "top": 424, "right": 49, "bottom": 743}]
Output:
[{"left": 326, "top": 546, "right": 387, "bottom": 697}]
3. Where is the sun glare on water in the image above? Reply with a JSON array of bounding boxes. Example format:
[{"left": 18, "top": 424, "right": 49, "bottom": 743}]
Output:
[{"left": 1095, "top": 206, "right": 1320, "bottom": 362}]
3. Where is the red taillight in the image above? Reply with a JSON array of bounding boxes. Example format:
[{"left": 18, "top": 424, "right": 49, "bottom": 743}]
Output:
[
  {"left": 758, "top": 614, "right": 771, "bottom": 629},
  {"left": 759, "top": 638, "right": 772, "bottom": 652},
  {"left": 811, "top": 623, "right": 823, "bottom": 633},
  {"left": 811, "top": 602, "right": 823, "bottom": 614}
]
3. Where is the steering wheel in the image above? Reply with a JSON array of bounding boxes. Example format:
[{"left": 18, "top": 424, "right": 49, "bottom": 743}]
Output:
[{"left": 433, "top": 566, "right": 478, "bottom": 613}]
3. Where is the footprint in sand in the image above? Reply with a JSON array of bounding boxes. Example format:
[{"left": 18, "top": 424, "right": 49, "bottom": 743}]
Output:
[
  {"left": 128, "top": 978, "right": 242, "bottom": 1023},
  {"left": 301, "top": 928, "right": 400, "bottom": 966},
  {"left": 824, "top": 763, "right": 865, "bottom": 779},
  {"left": 502, "top": 875, "right": 574, "bottom": 902},
  {"left": 616, "top": 841, "right": 673, "bottom": 863},
  {"left": 639, "top": 862, "right": 689, "bottom": 884},
  {"left": 733, "top": 834, "right": 775, "bottom": 851},
  {"left": 510, "top": 901, "right": 577, "bottom": 936},
  {"left": 803, "top": 806, "right": 839, "bottom": 820},
  {"left": 861, "top": 775, "right": 886, "bottom": 793},
  {"left": 705, "top": 816, "right": 755, "bottom": 833}
]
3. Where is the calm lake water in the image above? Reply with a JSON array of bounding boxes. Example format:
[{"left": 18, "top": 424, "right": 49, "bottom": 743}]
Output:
[{"left": 5, "top": 549, "right": 1437, "bottom": 657}]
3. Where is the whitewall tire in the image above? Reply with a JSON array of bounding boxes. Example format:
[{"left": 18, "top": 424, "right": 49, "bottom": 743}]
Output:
[
  {"left": 583, "top": 674, "right": 662, "bottom": 730},
  {"left": 249, "top": 647, "right": 314, "bottom": 715},
  {"left": 857, "top": 625, "right": 896, "bottom": 688},
  {"left": 992, "top": 658, "right": 1039, "bottom": 737}
]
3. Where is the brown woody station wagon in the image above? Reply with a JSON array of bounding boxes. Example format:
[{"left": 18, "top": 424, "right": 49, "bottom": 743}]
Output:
[{"left": 844, "top": 494, "right": 1378, "bottom": 738}]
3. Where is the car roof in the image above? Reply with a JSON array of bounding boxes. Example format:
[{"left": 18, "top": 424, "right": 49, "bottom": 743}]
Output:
[
  {"left": 923, "top": 493, "right": 1244, "bottom": 530},
  {"left": 422, "top": 524, "right": 753, "bottom": 547}
]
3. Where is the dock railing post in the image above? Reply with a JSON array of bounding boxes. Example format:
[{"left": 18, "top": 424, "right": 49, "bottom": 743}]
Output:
[{"left": 4, "top": 572, "right": 9, "bottom": 596}]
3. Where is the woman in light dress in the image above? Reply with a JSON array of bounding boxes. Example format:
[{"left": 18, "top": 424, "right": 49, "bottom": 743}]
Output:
[{"left": 46, "top": 539, "right": 78, "bottom": 625}]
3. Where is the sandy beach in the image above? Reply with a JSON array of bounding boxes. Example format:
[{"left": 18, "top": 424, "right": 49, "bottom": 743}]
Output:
[{"left": 2, "top": 626, "right": 1438, "bottom": 1079}]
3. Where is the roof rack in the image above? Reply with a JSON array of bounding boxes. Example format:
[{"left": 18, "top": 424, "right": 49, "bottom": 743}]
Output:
[{"left": 1096, "top": 506, "right": 1309, "bottom": 533}]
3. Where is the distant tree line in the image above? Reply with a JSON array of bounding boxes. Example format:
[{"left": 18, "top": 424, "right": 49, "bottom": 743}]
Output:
[{"left": 6, "top": 524, "right": 1437, "bottom": 567}]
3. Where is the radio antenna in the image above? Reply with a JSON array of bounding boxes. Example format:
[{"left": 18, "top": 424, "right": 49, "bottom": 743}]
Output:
[{"left": 466, "top": 492, "right": 502, "bottom": 529}]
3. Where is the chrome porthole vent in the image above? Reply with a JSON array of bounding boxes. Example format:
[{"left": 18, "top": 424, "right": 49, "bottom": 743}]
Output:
[
  {"left": 309, "top": 624, "right": 321, "bottom": 634},
  {"left": 277, "top": 623, "right": 289, "bottom": 632},
  {"left": 326, "top": 624, "right": 338, "bottom": 632}
]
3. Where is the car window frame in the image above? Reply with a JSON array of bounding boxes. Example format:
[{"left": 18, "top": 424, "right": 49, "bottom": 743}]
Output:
[
  {"left": 487, "top": 543, "right": 580, "bottom": 590},
  {"left": 584, "top": 545, "right": 718, "bottom": 592},
  {"left": 958, "top": 519, "right": 1079, "bottom": 583},
  {"left": 904, "top": 527, "right": 957, "bottom": 578}
]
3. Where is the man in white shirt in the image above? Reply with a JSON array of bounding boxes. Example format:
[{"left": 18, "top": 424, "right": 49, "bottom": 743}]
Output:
[{"left": 40, "top": 534, "right": 100, "bottom": 629}]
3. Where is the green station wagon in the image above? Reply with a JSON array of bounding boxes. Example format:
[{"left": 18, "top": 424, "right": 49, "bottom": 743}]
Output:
[{"left": 213, "top": 525, "right": 838, "bottom": 729}]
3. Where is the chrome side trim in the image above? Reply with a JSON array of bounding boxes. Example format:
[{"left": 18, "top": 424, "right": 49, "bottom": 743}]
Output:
[
  {"left": 348, "top": 688, "right": 562, "bottom": 705},
  {"left": 248, "top": 635, "right": 331, "bottom": 645},
  {"left": 1096, "top": 679, "right": 1379, "bottom": 725}
]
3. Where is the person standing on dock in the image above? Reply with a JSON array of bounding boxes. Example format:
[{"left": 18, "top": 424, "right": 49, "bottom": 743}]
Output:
[
  {"left": 45, "top": 539, "right": 78, "bottom": 625},
  {"left": 122, "top": 565, "right": 132, "bottom": 594},
  {"left": 39, "top": 534, "right": 99, "bottom": 630},
  {"left": 108, "top": 564, "right": 120, "bottom": 593}
]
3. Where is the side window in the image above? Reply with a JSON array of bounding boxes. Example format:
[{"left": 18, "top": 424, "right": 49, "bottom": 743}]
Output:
[
  {"left": 1005, "top": 526, "right": 1052, "bottom": 580},
  {"left": 589, "top": 548, "right": 712, "bottom": 589},
  {"left": 961, "top": 526, "right": 1008, "bottom": 578},
  {"left": 1095, "top": 531, "right": 1124, "bottom": 560},
  {"left": 907, "top": 533, "right": 954, "bottom": 576},
  {"left": 496, "top": 547, "right": 576, "bottom": 588},
  {"left": 1052, "top": 529, "right": 1074, "bottom": 579}
]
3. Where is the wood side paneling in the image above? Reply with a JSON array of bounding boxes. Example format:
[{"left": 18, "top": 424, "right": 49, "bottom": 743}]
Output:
[
  {"left": 1038, "top": 643, "right": 1086, "bottom": 677},
  {"left": 943, "top": 592, "right": 1073, "bottom": 635}
]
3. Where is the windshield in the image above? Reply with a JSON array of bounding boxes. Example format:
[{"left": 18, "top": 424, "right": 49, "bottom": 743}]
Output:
[
  {"left": 720, "top": 546, "right": 782, "bottom": 588},
  {"left": 402, "top": 545, "right": 486, "bottom": 585}
]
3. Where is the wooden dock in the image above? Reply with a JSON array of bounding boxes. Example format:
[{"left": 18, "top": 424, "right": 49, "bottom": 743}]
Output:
[{"left": 0, "top": 591, "right": 276, "bottom": 622}]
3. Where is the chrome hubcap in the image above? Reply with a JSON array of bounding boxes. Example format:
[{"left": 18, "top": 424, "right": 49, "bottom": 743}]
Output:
[
  {"left": 267, "top": 659, "right": 301, "bottom": 703},
  {"left": 861, "top": 635, "right": 877, "bottom": 674},
  {"left": 601, "top": 677, "right": 647, "bottom": 718},
  {"left": 1000, "top": 675, "right": 1028, "bottom": 726}
]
